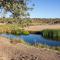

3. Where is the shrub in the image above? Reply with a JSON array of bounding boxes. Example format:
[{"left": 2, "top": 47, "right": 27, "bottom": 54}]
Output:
[{"left": 22, "top": 31, "right": 30, "bottom": 35}]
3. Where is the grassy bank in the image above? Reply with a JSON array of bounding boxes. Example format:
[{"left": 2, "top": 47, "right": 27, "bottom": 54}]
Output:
[
  {"left": 10, "top": 38, "right": 60, "bottom": 52},
  {"left": 0, "top": 24, "right": 29, "bottom": 35},
  {"left": 41, "top": 29, "right": 60, "bottom": 41},
  {"left": 33, "top": 43, "right": 60, "bottom": 51}
]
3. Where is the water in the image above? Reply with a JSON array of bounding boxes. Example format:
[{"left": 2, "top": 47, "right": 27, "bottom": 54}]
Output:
[{"left": 0, "top": 34, "right": 60, "bottom": 46}]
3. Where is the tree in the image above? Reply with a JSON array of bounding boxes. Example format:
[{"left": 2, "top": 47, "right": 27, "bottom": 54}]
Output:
[{"left": 0, "top": 0, "right": 30, "bottom": 18}]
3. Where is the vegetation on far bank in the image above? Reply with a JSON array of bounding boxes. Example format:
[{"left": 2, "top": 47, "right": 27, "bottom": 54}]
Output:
[
  {"left": 0, "top": 24, "right": 30, "bottom": 35},
  {"left": 41, "top": 29, "right": 60, "bottom": 41}
]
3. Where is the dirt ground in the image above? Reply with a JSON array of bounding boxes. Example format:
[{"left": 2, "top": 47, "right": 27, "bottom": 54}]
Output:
[
  {"left": 0, "top": 37, "right": 60, "bottom": 60},
  {"left": 24, "top": 24, "right": 60, "bottom": 31}
]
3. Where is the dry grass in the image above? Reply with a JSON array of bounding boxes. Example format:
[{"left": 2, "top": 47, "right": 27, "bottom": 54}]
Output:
[
  {"left": 24, "top": 24, "right": 60, "bottom": 31},
  {"left": 0, "top": 37, "right": 60, "bottom": 60}
]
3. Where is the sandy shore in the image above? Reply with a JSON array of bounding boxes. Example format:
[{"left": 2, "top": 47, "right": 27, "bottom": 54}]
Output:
[
  {"left": 0, "top": 37, "right": 60, "bottom": 60},
  {"left": 24, "top": 24, "right": 60, "bottom": 31}
]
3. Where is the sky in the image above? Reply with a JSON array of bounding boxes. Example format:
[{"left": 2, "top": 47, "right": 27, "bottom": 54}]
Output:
[
  {"left": 0, "top": 0, "right": 60, "bottom": 18},
  {"left": 29, "top": 0, "right": 60, "bottom": 18}
]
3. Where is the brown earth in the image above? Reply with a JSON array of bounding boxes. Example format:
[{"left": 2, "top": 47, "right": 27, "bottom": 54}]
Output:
[
  {"left": 0, "top": 37, "right": 60, "bottom": 60},
  {"left": 24, "top": 24, "right": 60, "bottom": 31}
]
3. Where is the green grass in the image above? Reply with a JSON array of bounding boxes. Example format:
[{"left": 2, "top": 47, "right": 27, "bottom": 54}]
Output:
[
  {"left": 41, "top": 29, "right": 60, "bottom": 41},
  {"left": 0, "top": 24, "right": 21, "bottom": 34},
  {"left": 22, "top": 31, "right": 30, "bottom": 35},
  {"left": 0, "top": 24, "right": 29, "bottom": 35}
]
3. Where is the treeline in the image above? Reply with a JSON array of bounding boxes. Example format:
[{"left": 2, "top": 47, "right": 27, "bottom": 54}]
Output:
[
  {"left": 31, "top": 18, "right": 60, "bottom": 24},
  {"left": 0, "top": 18, "right": 60, "bottom": 24},
  {"left": 0, "top": 18, "right": 16, "bottom": 24},
  {"left": 0, "top": 18, "right": 32, "bottom": 24}
]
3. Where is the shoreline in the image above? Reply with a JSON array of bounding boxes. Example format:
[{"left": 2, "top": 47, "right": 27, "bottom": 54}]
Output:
[
  {"left": 0, "top": 37, "right": 60, "bottom": 60},
  {"left": 24, "top": 24, "right": 60, "bottom": 31}
]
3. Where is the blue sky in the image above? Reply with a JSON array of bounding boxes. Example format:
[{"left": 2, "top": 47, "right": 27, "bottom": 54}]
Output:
[
  {"left": 29, "top": 0, "right": 60, "bottom": 18},
  {"left": 0, "top": 0, "right": 60, "bottom": 18}
]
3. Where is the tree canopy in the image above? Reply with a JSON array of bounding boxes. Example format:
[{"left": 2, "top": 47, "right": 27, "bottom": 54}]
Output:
[{"left": 0, "top": 0, "right": 30, "bottom": 18}]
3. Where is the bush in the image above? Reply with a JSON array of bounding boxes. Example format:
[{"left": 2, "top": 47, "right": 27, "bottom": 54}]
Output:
[{"left": 22, "top": 31, "right": 30, "bottom": 35}]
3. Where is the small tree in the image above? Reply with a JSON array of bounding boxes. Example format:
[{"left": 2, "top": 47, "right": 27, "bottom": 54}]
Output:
[
  {"left": 0, "top": 0, "right": 31, "bottom": 18},
  {"left": 0, "top": 0, "right": 34, "bottom": 27}
]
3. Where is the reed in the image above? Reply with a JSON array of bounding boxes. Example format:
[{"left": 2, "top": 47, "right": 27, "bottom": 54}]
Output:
[{"left": 42, "top": 29, "right": 60, "bottom": 41}]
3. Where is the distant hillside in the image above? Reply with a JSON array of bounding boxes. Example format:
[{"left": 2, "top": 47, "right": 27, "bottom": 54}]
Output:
[
  {"left": 0, "top": 18, "right": 60, "bottom": 25},
  {"left": 31, "top": 18, "right": 60, "bottom": 24}
]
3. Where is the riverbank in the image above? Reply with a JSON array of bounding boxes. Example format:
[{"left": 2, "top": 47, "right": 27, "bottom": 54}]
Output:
[
  {"left": 0, "top": 24, "right": 60, "bottom": 34},
  {"left": 0, "top": 24, "right": 30, "bottom": 35},
  {"left": 24, "top": 24, "right": 60, "bottom": 31},
  {"left": 0, "top": 37, "right": 60, "bottom": 60}
]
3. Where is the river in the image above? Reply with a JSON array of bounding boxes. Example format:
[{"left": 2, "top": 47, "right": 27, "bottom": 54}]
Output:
[{"left": 0, "top": 34, "right": 60, "bottom": 46}]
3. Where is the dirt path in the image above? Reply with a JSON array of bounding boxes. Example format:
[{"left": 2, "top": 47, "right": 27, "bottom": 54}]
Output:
[
  {"left": 24, "top": 24, "right": 60, "bottom": 31},
  {"left": 0, "top": 37, "right": 60, "bottom": 60}
]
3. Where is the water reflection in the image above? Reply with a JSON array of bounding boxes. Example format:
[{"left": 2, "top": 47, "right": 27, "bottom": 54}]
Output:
[{"left": 0, "top": 34, "right": 60, "bottom": 46}]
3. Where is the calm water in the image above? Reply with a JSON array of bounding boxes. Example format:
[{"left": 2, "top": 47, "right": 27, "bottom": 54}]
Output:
[{"left": 0, "top": 34, "right": 60, "bottom": 46}]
